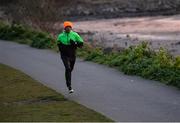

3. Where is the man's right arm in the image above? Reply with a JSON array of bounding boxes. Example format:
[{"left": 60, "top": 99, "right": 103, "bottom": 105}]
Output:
[{"left": 57, "top": 34, "right": 62, "bottom": 52}]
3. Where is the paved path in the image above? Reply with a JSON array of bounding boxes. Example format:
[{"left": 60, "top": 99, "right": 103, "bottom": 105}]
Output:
[{"left": 0, "top": 41, "right": 180, "bottom": 122}]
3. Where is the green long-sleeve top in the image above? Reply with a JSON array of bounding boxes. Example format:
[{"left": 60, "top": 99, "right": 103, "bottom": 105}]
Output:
[
  {"left": 57, "top": 30, "right": 83, "bottom": 45},
  {"left": 57, "top": 30, "right": 83, "bottom": 58}
]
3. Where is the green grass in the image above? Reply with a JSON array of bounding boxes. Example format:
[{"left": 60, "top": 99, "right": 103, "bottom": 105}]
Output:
[{"left": 0, "top": 64, "right": 113, "bottom": 122}]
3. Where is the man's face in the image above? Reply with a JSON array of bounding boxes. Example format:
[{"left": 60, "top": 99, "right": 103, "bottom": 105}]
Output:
[{"left": 64, "top": 26, "right": 72, "bottom": 33}]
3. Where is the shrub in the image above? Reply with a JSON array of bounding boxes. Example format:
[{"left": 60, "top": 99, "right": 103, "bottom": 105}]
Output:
[
  {"left": 0, "top": 21, "right": 54, "bottom": 49},
  {"left": 30, "top": 32, "right": 52, "bottom": 49},
  {"left": 77, "top": 42, "right": 180, "bottom": 88},
  {"left": 84, "top": 47, "right": 103, "bottom": 61}
]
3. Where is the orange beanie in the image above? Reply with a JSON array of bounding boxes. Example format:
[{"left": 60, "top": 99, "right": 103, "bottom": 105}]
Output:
[{"left": 64, "top": 21, "right": 73, "bottom": 28}]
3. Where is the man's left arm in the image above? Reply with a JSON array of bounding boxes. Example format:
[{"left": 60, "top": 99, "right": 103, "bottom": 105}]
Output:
[{"left": 75, "top": 33, "right": 83, "bottom": 48}]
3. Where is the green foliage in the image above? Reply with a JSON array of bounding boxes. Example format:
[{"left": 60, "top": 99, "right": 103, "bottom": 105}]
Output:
[
  {"left": 77, "top": 42, "right": 180, "bottom": 88},
  {"left": 85, "top": 48, "right": 103, "bottom": 61},
  {"left": 174, "top": 56, "right": 180, "bottom": 68},
  {"left": 30, "top": 32, "right": 52, "bottom": 49},
  {"left": 0, "top": 21, "right": 54, "bottom": 49}
]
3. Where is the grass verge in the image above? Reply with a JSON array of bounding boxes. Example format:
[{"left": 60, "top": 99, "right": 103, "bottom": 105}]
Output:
[{"left": 0, "top": 63, "right": 113, "bottom": 122}]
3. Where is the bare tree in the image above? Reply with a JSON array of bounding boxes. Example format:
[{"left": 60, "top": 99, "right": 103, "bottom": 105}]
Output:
[{"left": 2, "top": 0, "right": 74, "bottom": 33}]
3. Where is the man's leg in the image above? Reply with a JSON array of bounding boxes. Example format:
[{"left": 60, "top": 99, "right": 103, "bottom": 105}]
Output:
[
  {"left": 70, "top": 57, "right": 76, "bottom": 72},
  {"left": 61, "top": 56, "right": 72, "bottom": 90}
]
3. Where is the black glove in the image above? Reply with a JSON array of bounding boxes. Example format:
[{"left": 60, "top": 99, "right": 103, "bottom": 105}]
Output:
[
  {"left": 57, "top": 42, "right": 61, "bottom": 47},
  {"left": 70, "top": 39, "right": 83, "bottom": 48},
  {"left": 76, "top": 42, "right": 83, "bottom": 48},
  {"left": 70, "top": 39, "right": 77, "bottom": 46}
]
